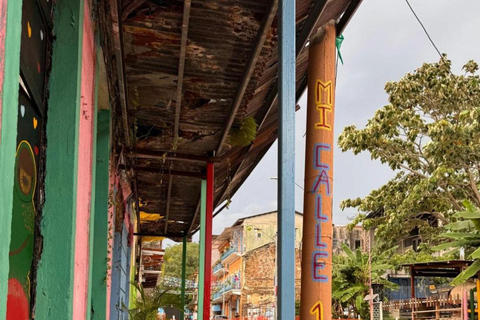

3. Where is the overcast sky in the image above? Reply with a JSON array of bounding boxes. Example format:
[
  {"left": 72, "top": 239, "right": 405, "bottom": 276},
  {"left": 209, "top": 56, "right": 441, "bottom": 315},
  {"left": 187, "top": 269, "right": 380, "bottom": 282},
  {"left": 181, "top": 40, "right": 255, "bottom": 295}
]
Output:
[{"left": 187, "top": 0, "right": 480, "bottom": 243}]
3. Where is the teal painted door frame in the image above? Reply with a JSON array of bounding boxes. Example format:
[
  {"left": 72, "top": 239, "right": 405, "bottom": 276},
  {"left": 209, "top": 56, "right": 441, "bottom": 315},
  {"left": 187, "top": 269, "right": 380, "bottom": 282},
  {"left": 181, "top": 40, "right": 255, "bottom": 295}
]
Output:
[
  {"left": 0, "top": 0, "right": 24, "bottom": 316},
  {"left": 34, "top": 0, "right": 85, "bottom": 318}
]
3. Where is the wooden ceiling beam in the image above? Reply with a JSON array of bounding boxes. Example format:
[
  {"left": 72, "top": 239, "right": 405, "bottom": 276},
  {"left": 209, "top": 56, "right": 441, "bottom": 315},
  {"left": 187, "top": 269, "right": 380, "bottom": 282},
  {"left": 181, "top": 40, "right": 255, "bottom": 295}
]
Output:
[
  {"left": 336, "top": 0, "right": 363, "bottom": 36},
  {"left": 173, "top": 0, "right": 191, "bottom": 141},
  {"left": 125, "top": 148, "right": 220, "bottom": 163},
  {"left": 163, "top": 174, "right": 174, "bottom": 234},
  {"left": 216, "top": 0, "right": 278, "bottom": 155},
  {"left": 121, "top": 165, "right": 206, "bottom": 179}
]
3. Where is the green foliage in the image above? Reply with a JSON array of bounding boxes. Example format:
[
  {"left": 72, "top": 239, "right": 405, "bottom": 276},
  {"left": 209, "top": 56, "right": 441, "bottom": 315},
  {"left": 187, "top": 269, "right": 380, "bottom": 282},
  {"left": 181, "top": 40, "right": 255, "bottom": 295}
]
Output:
[
  {"left": 123, "top": 283, "right": 183, "bottom": 320},
  {"left": 163, "top": 242, "right": 199, "bottom": 280},
  {"left": 229, "top": 117, "right": 258, "bottom": 147},
  {"left": 434, "top": 202, "right": 480, "bottom": 285},
  {"left": 338, "top": 57, "right": 480, "bottom": 249},
  {"left": 332, "top": 245, "right": 397, "bottom": 319},
  {"left": 295, "top": 300, "right": 301, "bottom": 316}
]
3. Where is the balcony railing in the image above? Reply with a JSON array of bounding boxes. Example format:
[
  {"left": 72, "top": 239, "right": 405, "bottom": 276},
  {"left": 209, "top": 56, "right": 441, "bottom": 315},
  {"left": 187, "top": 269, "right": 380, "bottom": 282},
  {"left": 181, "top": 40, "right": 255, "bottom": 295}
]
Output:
[
  {"left": 221, "top": 247, "right": 238, "bottom": 261},
  {"left": 213, "top": 263, "right": 223, "bottom": 274},
  {"left": 212, "top": 277, "right": 241, "bottom": 301}
]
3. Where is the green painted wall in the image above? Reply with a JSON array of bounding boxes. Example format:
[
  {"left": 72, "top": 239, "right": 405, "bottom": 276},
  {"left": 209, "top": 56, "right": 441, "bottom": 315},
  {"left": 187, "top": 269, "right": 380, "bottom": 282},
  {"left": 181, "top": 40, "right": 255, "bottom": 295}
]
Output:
[
  {"left": 90, "top": 109, "right": 111, "bottom": 319},
  {"left": 0, "top": 0, "right": 23, "bottom": 316},
  {"left": 34, "top": 0, "right": 85, "bottom": 318}
]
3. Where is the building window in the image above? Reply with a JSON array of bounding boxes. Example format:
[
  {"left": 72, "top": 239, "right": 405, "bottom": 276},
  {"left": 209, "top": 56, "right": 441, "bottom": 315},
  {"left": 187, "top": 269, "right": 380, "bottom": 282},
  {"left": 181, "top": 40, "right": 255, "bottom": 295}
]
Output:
[
  {"left": 355, "top": 240, "right": 361, "bottom": 249},
  {"left": 257, "top": 232, "right": 262, "bottom": 239}
]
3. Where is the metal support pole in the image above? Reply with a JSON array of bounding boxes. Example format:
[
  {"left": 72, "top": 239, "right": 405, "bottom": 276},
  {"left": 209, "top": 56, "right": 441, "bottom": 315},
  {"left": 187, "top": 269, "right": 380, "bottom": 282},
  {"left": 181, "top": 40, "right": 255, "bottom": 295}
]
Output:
[
  {"left": 411, "top": 266, "right": 415, "bottom": 320},
  {"left": 278, "top": 1, "right": 296, "bottom": 320},
  {"left": 300, "top": 20, "right": 336, "bottom": 320},
  {"left": 181, "top": 234, "right": 187, "bottom": 320},
  {"left": 198, "top": 180, "right": 207, "bottom": 320},
  {"left": 203, "top": 163, "right": 214, "bottom": 320}
]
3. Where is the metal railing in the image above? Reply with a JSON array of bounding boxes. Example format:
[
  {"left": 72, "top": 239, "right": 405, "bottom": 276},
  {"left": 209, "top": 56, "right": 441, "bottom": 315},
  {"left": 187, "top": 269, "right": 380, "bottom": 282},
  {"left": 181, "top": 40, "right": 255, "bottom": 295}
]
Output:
[
  {"left": 221, "top": 247, "right": 238, "bottom": 261},
  {"left": 213, "top": 263, "right": 223, "bottom": 273}
]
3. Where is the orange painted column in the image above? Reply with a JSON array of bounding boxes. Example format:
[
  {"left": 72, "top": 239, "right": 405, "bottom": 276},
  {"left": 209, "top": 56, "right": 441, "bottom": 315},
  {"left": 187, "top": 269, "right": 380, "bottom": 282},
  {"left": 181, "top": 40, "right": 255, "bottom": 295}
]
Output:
[{"left": 300, "top": 20, "right": 336, "bottom": 320}]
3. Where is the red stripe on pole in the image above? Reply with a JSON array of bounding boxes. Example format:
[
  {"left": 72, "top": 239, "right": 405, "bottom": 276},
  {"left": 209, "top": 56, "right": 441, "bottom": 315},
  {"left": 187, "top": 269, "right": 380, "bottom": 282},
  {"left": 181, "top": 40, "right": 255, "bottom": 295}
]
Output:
[{"left": 203, "top": 162, "right": 214, "bottom": 320}]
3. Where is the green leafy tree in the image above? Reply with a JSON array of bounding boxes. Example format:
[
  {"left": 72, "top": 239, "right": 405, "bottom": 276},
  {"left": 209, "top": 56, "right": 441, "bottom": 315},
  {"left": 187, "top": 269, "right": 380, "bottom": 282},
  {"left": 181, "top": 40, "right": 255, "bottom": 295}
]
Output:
[
  {"left": 434, "top": 201, "right": 480, "bottom": 285},
  {"left": 124, "top": 283, "right": 182, "bottom": 320},
  {"left": 163, "top": 242, "right": 200, "bottom": 279},
  {"left": 338, "top": 57, "right": 480, "bottom": 248},
  {"left": 332, "top": 244, "right": 397, "bottom": 319}
]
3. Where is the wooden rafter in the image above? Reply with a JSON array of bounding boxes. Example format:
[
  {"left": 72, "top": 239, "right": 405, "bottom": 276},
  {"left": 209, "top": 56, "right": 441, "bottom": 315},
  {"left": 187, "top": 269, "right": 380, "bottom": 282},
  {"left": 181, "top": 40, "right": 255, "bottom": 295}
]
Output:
[
  {"left": 163, "top": 174, "right": 174, "bottom": 234},
  {"left": 208, "top": 2, "right": 331, "bottom": 223},
  {"left": 216, "top": 0, "right": 278, "bottom": 155},
  {"left": 164, "top": 0, "right": 191, "bottom": 235}
]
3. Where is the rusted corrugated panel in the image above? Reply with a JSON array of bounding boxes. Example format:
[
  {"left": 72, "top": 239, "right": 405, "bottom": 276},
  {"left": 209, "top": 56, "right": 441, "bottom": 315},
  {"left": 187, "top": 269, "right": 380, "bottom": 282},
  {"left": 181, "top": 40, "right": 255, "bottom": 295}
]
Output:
[{"left": 100, "top": 0, "right": 356, "bottom": 238}]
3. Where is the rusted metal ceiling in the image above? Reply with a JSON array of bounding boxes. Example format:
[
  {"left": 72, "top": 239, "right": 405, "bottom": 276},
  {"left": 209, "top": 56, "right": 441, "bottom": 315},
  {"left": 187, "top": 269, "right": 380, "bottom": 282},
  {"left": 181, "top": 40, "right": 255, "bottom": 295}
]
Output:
[{"left": 99, "top": 0, "right": 360, "bottom": 239}]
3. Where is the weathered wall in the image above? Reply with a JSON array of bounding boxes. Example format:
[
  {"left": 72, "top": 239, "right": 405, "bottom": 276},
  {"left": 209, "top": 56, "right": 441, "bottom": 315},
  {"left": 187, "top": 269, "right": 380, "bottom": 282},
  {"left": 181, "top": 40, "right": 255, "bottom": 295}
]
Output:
[
  {"left": 242, "top": 243, "right": 301, "bottom": 315},
  {"left": 72, "top": 1, "right": 96, "bottom": 318},
  {"left": 91, "top": 110, "right": 111, "bottom": 319},
  {"left": 243, "top": 213, "right": 303, "bottom": 253}
]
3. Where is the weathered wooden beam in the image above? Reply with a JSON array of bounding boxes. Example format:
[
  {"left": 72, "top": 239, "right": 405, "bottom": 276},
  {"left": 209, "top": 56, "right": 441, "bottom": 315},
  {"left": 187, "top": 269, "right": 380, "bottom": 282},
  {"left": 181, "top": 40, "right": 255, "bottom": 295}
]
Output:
[
  {"left": 120, "top": 165, "right": 206, "bottom": 179},
  {"left": 296, "top": 0, "right": 328, "bottom": 56},
  {"left": 134, "top": 232, "right": 187, "bottom": 238},
  {"left": 187, "top": 198, "right": 201, "bottom": 234},
  {"left": 255, "top": 0, "right": 328, "bottom": 131},
  {"left": 163, "top": 175, "right": 174, "bottom": 234},
  {"left": 216, "top": 0, "right": 278, "bottom": 154},
  {"left": 174, "top": 0, "right": 191, "bottom": 141},
  {"left": 336, "top": 0, "right": 363, "bottom": 35},
  {"left": 111, "top": 0, "right": 130, "bottom": 146},
  {"left": 125, "top": 148, "right": 220, "bottom": 163}
]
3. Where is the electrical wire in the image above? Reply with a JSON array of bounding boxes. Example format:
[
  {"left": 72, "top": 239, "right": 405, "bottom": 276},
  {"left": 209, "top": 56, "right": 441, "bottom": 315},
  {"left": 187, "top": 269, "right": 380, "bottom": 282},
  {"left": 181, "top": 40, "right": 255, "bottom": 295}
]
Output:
[{"left": 404, "top": 0, "right": 444, "bottom": 61}]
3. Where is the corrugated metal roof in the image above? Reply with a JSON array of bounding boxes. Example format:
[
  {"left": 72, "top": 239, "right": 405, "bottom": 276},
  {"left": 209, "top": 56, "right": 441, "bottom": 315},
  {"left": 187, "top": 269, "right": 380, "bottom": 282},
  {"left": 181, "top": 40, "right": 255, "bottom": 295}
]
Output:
[{"left": 100, "top": 0, "right": 360, "bottom": 238}]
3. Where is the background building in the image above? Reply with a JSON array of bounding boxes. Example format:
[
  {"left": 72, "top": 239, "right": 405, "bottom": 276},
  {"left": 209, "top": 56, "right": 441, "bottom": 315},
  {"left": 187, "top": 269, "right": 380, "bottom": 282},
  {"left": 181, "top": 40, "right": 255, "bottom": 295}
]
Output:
[{"left": 211, "top": 211, "right": 303, "bottom": 319}]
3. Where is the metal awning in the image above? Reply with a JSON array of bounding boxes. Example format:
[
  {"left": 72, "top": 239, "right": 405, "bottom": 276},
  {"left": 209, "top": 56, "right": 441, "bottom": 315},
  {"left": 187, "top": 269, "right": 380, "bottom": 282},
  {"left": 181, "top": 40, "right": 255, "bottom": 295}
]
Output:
[{"left": 98, "top": 0, "right": 362, "bottom": 239}]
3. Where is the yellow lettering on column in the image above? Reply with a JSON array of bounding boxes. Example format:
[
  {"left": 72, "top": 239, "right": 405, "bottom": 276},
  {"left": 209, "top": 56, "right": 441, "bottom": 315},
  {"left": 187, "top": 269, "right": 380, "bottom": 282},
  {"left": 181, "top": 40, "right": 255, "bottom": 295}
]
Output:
[
  {"left": 310, "top": 301, "right": 324, "bottom": 320},
  {"left": 314, "top": 80, "right": 332, "bottom": 131}
]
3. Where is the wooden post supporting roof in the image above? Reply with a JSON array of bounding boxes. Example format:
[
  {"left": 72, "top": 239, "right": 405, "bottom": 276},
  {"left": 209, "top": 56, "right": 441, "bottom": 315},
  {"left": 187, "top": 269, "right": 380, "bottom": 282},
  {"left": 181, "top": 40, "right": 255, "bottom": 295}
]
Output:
[
  {"left": 203, "top": 163, "right": 214, "bottom": 320},
  {"left": 300, "top": 20, "right": 336, "bottom": 320},
  {"left": 181, "top": 234, "right": 187, "bottom": 320},
  {"left": 197, "top": 180, "right": 207, "bottom": 320}
]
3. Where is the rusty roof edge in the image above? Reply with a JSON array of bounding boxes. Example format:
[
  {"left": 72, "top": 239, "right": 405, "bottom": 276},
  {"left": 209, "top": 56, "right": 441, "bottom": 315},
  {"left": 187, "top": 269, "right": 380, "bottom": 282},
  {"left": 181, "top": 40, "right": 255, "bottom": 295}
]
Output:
[
  {"left": 216, "top": 0, "right": 279, "bottom": 155},
  {"left": 336, "top": 0, "right": 363, "bottom": 35},
  {"left": 174, "top": 0, "right": 192, "bottom": 141},
  {"left": 110, "top": 0, "right": 130, "bottom": 147},
  {"left": 205, "top": 0, "right": 331, "bottom": 232}
]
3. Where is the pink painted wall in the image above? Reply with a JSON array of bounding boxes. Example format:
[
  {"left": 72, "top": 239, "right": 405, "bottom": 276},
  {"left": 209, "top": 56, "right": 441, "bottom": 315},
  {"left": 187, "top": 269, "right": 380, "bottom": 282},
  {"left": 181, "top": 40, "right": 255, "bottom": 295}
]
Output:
[
  {"left": 0, "top": 0, "right": 7, "bottom": 142},
  {"left": 106, "top": 173, "right": 116, "bottom": 320},
  {"left": 72, "top": 2, "right": 95, "bottom": 319}
]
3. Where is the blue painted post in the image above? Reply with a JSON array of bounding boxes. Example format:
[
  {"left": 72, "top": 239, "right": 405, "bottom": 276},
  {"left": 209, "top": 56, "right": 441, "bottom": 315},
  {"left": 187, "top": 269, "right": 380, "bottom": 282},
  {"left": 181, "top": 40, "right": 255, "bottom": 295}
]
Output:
[{"left": 278, "top": 1, "right": 296, "bottom": 320}]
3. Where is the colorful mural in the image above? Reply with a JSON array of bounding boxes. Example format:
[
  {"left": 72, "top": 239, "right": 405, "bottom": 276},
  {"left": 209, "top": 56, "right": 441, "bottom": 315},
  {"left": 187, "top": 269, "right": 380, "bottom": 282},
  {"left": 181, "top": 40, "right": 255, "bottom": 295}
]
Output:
[
  {"left": 6, "top": 0, "right": 52, "bottom": 317},
  {"left": 7, "top": 91, "right": 42, "bottom": 319}
]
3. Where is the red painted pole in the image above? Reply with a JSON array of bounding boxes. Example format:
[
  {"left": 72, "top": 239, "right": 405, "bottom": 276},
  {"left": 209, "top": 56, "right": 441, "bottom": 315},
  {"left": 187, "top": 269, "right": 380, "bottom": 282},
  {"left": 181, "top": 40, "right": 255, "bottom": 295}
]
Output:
[{"left": 203, "top": 162, "right": 214, "bottom": 320}]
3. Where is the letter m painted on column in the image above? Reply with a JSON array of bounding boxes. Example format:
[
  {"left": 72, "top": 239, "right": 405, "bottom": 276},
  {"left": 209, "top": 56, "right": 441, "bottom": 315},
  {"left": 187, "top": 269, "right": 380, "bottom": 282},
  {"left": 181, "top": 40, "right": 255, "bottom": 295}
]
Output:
[{"left": 315, "top": 80, "right": 333, "bottom": 130}]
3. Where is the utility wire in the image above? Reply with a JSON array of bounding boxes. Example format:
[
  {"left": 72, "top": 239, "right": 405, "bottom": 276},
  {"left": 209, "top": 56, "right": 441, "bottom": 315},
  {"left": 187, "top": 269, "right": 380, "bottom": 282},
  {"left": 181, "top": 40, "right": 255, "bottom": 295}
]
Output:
[{"left": 404, "top": 0, "right": 444, "bottom": 61}]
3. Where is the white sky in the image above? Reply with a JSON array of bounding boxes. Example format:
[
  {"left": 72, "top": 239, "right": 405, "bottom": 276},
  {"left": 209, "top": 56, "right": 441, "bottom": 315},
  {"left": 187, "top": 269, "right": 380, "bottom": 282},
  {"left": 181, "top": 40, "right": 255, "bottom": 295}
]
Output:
[{"left": 182, "top": 0, "right": 480, "bottom": 244}]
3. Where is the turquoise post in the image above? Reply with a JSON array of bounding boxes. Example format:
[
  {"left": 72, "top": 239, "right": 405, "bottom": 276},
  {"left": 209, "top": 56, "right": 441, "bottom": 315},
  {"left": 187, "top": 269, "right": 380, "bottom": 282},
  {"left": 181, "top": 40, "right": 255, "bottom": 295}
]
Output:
[
  {"left": 181, "top": 234, "right": 187, "bottom": 320},
  {"left": 198, "top": 180, "right": 207, "bottom": 320}
]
